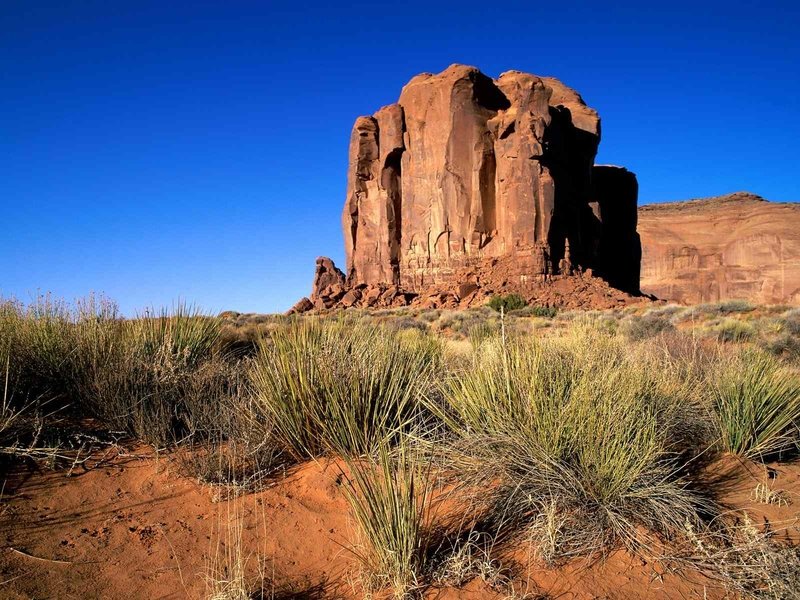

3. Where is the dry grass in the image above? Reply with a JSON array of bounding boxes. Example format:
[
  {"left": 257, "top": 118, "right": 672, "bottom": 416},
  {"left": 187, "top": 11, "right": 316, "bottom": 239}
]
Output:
[
  {"left": 713, "top": 348, "right": 800, "bottom": 459},
  {"left": 429, "top": 322, "right": 716, "bottom": 560},
  {"left": 250, "top": 318, "right": 439, "bottom": 459},
  {"left": 341, "top": 441, "right": 436, "bottom": 599},
  {"left": 3, "top": 295, "right": 800, "bottom": 598}
]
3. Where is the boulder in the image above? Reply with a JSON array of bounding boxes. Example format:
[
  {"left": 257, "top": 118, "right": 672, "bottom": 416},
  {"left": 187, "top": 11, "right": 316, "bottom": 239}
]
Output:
[
  {"left": 286, "top": 297, "right": 314, "bottom": 315},
  {"left": 311, "top": 257, "right": 345, "bottom": 299}
]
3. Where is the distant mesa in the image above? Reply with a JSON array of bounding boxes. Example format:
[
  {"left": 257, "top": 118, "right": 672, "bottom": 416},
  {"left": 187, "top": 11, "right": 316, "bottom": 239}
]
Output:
[
  {"left": 638, "top": 192, "right": 800, "bottom": 305},
  {"left": 289, "top": 64, "right": 645, "bottom": 314}
]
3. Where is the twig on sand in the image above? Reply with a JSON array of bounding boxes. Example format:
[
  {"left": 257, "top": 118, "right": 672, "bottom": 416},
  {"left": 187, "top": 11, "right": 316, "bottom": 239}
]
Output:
[{"left": 7, "top": 546, "right": 98, "bottom": 565}]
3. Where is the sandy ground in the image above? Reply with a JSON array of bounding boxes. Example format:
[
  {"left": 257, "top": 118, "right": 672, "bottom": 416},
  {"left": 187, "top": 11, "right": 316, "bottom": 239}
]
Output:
[{"left": 1, "top": 448, "right": 798, "bottom": 600}]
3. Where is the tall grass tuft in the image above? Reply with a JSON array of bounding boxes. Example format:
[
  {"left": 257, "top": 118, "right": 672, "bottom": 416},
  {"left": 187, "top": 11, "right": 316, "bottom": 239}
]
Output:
[
  {"left": 0, "top": 295, "right": 228, "bottom": 446},
  {"left": 129, "top": 303, "right": 221, "bottom": 368},
  {"left": 250, "top": 319, "right": 439, "bottom": 459},
  {"left": 713, "top": 348, "right": 800, "bottom": 459},
  {"left": 431, "top": 325, "right": 714, "bottom": 558},
  {"left": 342, "top": 442, "right": 435, "bottom": 598}
]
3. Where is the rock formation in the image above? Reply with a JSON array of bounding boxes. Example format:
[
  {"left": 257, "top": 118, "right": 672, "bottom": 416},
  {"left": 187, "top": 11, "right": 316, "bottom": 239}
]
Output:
[
  {"left": 638, "top": 192, "right": 800, "bottom": 305},
  {"left": 293, "top": 65, "right": 648, "bottom": 313}
]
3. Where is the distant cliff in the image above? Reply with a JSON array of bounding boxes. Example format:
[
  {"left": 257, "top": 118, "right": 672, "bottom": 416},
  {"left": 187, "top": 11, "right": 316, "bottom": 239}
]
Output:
[{"left": 638, "top": 192, "right": 800, "bottom": 304}]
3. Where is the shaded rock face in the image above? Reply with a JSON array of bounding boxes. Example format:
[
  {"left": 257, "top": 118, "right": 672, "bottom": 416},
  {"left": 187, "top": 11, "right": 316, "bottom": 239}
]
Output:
[
  {"left": 638, "top": 192, "right": 800, "bottom": 304},
  {"left": 305, "top": 65, "right": 646, "bottom": 313},
  {"left": 590, "top": 166, "right": 641, "bottom": 294}
]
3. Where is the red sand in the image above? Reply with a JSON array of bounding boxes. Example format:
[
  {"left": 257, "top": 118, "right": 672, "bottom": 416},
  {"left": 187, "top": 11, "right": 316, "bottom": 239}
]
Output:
[{"left": 1, "top": 448, "right": 798, "bottom": 599}]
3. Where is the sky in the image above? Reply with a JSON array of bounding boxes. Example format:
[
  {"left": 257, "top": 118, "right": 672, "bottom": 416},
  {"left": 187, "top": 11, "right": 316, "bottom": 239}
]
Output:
[{"left": 2, "top": 1, "right": 799, "bottom": 314}]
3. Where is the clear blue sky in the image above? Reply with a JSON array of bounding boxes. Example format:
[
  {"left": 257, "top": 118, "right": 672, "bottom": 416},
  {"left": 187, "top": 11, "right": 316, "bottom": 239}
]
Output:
[{"left": 2, "top": 1, "right": 798, "bottom": 314}]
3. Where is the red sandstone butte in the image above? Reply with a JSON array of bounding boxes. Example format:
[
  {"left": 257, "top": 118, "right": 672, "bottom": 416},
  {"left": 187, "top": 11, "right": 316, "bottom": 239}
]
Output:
[{"left": 298, "top": 65, "right": 647, "bottom": 312}]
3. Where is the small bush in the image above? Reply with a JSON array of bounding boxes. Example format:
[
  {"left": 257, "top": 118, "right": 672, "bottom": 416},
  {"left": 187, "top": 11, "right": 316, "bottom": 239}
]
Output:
[
  {"left": 696, "top": 300, "right": 755, "bottom": 316},
  {"left": 717, "top": 300, "right": 756, "bottom": 314},
  {"left": 713, "top": 348, "right": 800, "bottom": 459},
  {"left": 486, "top": 294, "right": 527, "bottom": 313},
  {"left": 781, "top": 311, "right": 800, "bottom": 336},
  {"left": 764, "top": 334, "right": 800, "bottom": 362}
]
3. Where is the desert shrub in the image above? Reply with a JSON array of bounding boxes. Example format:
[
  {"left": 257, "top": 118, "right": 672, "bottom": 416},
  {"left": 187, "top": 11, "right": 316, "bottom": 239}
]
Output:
[
  {"left": 511, "top": 305, "right": 557, "bottom": 318},
  {"left": 622, "top": 314, "right": 675, "bottom": 341},
  {"left": 696, "top": 300, "right": 756, "bottom": 316},
  {"left": 781, "top": 310, "right": 800, "bottom": 336},
  {"left": 419, "top": 310, "right": 441, "bottom": 323},
  {"left": 644, "top": 304, "right": 687, "bottom": 320},
  {"left": 486, "top": 294, "right": 527, "bottom": 313},
  {"left": 387, "top": 316, "right": 429, "bottom": 334},
  {"left": 250, "top": 319, "right": 440, "bottom": 459},
  {"left": 718, "top": 300, "right": 756, "bottom": 314},
  {"left": 430, "top": 327, "right": 713, "bottom": 558},
  {"left": 712, "top": 348, "right": 800, "bottom": 460},
  {"left": 764, "top": 334, "right": 800, "bottom": 363},
  {"left": 712, "top": 318, "right": 756, "bottom": 343},
  {"left": 342, "top": 442, "right": 435, "bottom": 598}
]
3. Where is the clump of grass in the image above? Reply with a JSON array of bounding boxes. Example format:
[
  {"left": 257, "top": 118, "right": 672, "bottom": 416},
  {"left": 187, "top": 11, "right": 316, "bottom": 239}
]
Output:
[
  {"left": 72, "top": 304, "right": 228, "bottom": 446},
  {"left": 431, "top": 326, "right": 713, "bottom": 559},
  {"left": 342, "top": 442, "right": 435, "bottom": 598},
  {"left": 751, "top": 481, "right": 791, "bottom": 507},
  {"left": 712, "top": 348, "right": 800, "bottom": 460},
  {"left": 487, "top": 294, "right": 527, "bottom": 313},
  {"left": 1, "top": 295, "right": 234, "bottom": 447},
  {"left": 467, "top": 322, "right": 498, "bottom": 351},
  {"left": 250, "top": 319, "right": 439, "bottom": 459}
]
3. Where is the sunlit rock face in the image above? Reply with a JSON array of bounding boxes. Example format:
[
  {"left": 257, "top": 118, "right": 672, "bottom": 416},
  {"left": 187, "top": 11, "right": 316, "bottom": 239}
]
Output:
[
  {"left": 341, "top": 65, "right": 639, "bottom": 291},
  {"left": 638, "top": 192, "right": 800, "bottom": 304}
]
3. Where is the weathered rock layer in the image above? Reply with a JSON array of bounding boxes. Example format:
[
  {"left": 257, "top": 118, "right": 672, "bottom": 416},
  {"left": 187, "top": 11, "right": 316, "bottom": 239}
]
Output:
[
  {"left": 294, "top": 65, "right": 647, "bottom": 313},
  {"left": 639, "top": 192, "right": 800, "bottom": 305}
]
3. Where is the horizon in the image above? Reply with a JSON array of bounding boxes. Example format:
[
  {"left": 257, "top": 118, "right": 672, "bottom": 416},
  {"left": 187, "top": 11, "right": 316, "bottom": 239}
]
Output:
[{"left": 3, "top": 1, "right": 799, "bottom": 315}]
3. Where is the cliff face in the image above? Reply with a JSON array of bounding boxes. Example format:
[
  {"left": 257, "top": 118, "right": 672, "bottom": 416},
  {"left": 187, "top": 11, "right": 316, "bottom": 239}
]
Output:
[
  {"left": 293, "top": 65, "right": 645, "bottom": 313},
  {"left": 638, "top": 192, "right": 800, "bottom": 304}
]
